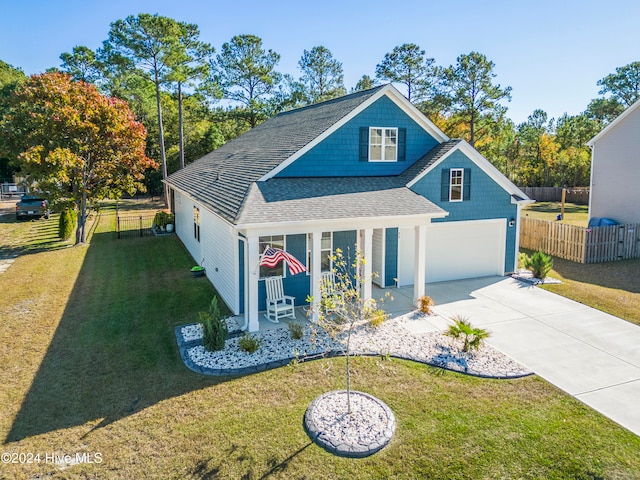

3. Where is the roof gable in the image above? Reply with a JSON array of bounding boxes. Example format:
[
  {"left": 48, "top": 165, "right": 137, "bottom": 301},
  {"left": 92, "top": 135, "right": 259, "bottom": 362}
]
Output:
[
  {"left": 587, "top": 98, "right": 640, "bottom": 146},
  {"left": 166, "top": 86, "right": 386, "bottom": 222},
  {"left": 260, "top": 84, "right": 448, "bottom": 180},
  {"left": 404, "top": 139, "right": 531, "bottom": 201}
]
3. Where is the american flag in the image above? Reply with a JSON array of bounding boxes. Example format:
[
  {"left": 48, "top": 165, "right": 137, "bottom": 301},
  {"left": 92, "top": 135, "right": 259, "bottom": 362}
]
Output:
[{"left": 260, "top": 246, "right": 307, "bottom": 275}]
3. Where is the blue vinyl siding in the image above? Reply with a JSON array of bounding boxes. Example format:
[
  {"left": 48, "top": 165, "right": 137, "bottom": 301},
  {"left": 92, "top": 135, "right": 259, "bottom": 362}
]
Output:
[
  {"left": 410, "top": 150, "right": 518, "bottom": 273},
  {"left": 384, "top": 228, "right": 398, "bottom": 286},
  {"left": 258, "top": 234, "right": 310, "bottom": 310},
  {"left": 276, "top": 95, "right": 439, "bottom": 177},
  {"left": 238, "top": 239, "right": 245, "bottom": 314}
]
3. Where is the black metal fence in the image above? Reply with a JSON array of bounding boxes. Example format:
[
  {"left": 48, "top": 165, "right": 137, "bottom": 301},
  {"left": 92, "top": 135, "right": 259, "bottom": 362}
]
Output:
[{"left": 116, "top": 214, "right": 155, "bottom": 239}]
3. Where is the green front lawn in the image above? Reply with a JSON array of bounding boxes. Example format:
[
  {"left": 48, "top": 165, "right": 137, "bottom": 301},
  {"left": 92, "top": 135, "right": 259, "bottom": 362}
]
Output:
[{"left": 2, "top": 204, "right": 640, "bottom": 479}]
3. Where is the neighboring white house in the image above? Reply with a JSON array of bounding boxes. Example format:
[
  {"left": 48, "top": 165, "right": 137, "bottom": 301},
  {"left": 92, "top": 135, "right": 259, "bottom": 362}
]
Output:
[{"left": 587, "top": 98, "right": 640, "bottom": 224}]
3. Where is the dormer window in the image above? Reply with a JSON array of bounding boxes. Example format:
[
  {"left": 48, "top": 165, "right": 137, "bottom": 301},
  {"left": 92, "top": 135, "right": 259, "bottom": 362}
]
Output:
[
  {"left": 369, "top": 127, "right": 397, "bottom": 162},
  {"left": 359, "top": 127, "right": 406, "bottom": 162}
]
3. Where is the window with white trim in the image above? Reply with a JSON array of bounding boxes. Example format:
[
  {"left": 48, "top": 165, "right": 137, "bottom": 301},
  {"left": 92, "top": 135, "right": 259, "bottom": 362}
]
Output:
[
  {"left": 193, "top": 206, "right": 200, "bottom": 241},
  {"left": 369, "top": 127, "right": 397, "bottom": 162},
  {"left": 307, "top": 232, "right": 333, "bottom": 274},
  {"left": 449, "top": 168, "right": 464, "bottom": 202},
  {"left": 259, "top": 235, "right": 285, "bottom": 278}
]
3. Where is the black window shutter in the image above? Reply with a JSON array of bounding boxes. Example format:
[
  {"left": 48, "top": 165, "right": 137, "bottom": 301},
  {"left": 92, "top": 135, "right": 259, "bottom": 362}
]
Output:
[
  {"left": 463, "top": 168, "right": 471, "bottom": 200},
  {"left": 359, "top": 127, "right": 368, "bottom": 161},
  {"left": 441, "top": 168, "right": 450, "bottom": 202},
  {"left": 398, "top": 128, "right": 406, "bottom": 161}
]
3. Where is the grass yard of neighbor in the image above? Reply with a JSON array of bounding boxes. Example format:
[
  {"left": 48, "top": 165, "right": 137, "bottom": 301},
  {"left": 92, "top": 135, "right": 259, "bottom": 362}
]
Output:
[
  {"left": 523, "top": 201, "right": 589, "bottom": 226},
  {"left": 1, "top": 200, "right": 640, "bottom": 479},
  {"left": 541, "top": 255, "right": 640, "bottom": 326}
]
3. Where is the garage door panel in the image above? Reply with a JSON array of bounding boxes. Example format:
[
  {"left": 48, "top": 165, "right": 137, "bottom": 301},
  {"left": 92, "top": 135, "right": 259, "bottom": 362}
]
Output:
[{"left": 426, "top": 220, "right": 505, "bottom": 283}]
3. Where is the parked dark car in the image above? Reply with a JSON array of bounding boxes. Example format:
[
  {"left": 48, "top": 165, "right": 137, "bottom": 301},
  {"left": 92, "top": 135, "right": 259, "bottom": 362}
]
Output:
[{"left": 16, "top": 196, "right": 50, "bottom": 220}]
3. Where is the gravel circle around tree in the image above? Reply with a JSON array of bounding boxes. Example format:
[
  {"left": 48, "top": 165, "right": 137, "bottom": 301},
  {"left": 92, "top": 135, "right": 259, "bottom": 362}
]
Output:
[
  {"left": 176, "top": 313, "right": 533, "bottom": 378},
  {"left": 304, "top": 390, "right": 396, "bottom": 458}
]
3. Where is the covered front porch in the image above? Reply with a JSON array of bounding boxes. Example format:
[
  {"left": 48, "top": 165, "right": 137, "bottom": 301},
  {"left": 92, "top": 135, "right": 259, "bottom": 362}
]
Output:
[
  {"left": 233, "top": 283, "right": 448, "bottom": 333},
  {"left": 240, "top": 223, "right": 439, "bottom": 333}
]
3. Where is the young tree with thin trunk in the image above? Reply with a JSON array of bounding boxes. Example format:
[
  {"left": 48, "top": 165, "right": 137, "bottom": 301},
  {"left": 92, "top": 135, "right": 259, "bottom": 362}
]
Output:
[
  {"left": 307, "top": 248, "right": 388, "bottom": 414},
  {"left": 2, "top": 73, "right": 156, "bottom": 244}
]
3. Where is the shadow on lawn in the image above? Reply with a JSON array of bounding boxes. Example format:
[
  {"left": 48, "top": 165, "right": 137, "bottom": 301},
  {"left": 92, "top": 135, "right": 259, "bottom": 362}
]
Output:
[
  {"left": 5, "top": 230, "right": 226, "bottom": 443},
  {"left": 548, "top": 256, "right": 640, "bottom": 294}
]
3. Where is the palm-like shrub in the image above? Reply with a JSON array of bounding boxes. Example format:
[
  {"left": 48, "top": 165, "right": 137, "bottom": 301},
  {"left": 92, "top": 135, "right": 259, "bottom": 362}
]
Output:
[
  {"left": 446, "top": 315, "right": 490, "bottom": 352},
  {"left": 524, "top": 250, "right": 553, "bottom": 280}
]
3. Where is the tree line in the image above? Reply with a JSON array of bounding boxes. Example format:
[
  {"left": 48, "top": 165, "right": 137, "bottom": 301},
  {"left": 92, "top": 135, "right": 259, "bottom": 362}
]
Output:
[{"left": 2, "top": 12, "right": 640, "bottom": 197}]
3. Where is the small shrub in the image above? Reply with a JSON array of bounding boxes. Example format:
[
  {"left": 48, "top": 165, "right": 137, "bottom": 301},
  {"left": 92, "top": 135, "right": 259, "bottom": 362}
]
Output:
[
  {"left": 368, "top": 308, "right": 387, "bottom": 328},
  {"left": 58, "top": 207, "right": 77, "bottom": 240},
  {"left": 200, "top": 309, "right": 227, "bottom": 352},
  {"left": 238, "top": 333, "right": 261, "bottom": 353},
  {"left": 524, "top": 250, "right": 553, "bottom": 280},
  {"left": 287, "top": 322, "right": 304, "bottom": 340},
  {"left": 446, "top": 315, "right": 490, "bottom": 352},
  {"left": 418, "top": 295, "right": 434, "bottom": 315}
]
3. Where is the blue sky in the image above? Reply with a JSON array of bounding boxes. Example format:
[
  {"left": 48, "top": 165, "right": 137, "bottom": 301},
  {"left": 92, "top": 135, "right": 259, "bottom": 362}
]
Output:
[{"left": 1, "top": 0, "right": 638, "bottom": 124}]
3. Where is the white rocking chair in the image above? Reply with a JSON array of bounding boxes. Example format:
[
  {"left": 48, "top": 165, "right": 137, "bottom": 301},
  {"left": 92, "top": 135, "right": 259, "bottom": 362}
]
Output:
[{"left": 264, "top": 275, "right": 295, "bottom": 323}]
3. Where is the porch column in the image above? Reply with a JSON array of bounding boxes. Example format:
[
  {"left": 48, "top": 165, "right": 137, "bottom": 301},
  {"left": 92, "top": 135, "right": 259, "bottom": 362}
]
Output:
[
  {"left": 362, "top": 228, "right": 373, "bottom": 302},
  {"left": 310, "top": 231, "right": 322, "bottom": 322},
  {"left": 413, "top": 224, "right": 426, "bottom": 306},
  {"left": 247, "top": 235, "right": 260, "bottom": 332}
]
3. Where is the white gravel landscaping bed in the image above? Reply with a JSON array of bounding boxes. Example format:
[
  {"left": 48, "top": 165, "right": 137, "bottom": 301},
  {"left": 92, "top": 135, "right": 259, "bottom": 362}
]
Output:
[{"left": 178, "top": 314, "right": 532, "bottom": 378}]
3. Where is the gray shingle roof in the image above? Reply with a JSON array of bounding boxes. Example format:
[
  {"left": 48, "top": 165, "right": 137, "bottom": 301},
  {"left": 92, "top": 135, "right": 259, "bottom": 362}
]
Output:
[
  {"left": 166, "top": 86, "right": 386, "bottom": 223},
  {"left": 398, "top": 139, "right": 462, "bottom": 183},
  {"left": 236, "top": 177, "right": 446, "bottom": 226}
]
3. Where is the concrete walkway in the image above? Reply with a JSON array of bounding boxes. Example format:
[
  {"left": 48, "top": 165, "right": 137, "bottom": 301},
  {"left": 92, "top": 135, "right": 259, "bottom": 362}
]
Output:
[{"left": 423, "top": 276, "right": 640, "bottom": 437}]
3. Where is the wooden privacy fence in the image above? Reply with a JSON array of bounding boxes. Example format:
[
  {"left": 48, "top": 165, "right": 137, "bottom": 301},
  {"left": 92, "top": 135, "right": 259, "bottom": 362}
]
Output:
[
  {"left": 116, "top": 214, "right": 155, "bottom": 239},
  {"left": 520, "top": 217, "right": 640, "bottom": 263},
  {"left": 519, "top": 187, "right": 590, "bottom": 205}
]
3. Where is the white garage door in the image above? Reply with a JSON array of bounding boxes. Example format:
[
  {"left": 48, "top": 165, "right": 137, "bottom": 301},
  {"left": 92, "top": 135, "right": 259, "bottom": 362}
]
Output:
[{"left": 425, "top": 219, "right": 506, "bottom": 283}]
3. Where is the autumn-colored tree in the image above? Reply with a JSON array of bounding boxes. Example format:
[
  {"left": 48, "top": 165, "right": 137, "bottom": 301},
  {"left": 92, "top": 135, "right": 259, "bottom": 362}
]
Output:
[
  {"left": 515, "top": 110, "right": 559, "bottom": 186},
  {"left": 2, "top": 72, "right": 157, "bottom": 243}
]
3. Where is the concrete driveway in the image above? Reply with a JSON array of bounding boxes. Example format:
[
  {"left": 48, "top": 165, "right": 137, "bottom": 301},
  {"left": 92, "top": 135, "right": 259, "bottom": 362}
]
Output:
[{"left": 425, "top": 276, "right": 640, "bottom": 437}]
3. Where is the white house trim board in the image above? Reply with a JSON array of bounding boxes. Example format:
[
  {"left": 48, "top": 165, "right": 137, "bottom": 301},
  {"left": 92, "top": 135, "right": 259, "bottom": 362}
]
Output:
[
  {"left": 235, "top": 212, "right": 448, "bottom": 237},
  {"left": 383, "top": 87, "right": 449, "bottom": 143},
  {"left": 586, "top": 98, "right": 640, "bottom": 146},
  {"left": 259, "top": 85, "right": 449, "bottom": 181},
  {"left": 405, "top": 140, "right": 531, "bottom": 201}
]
